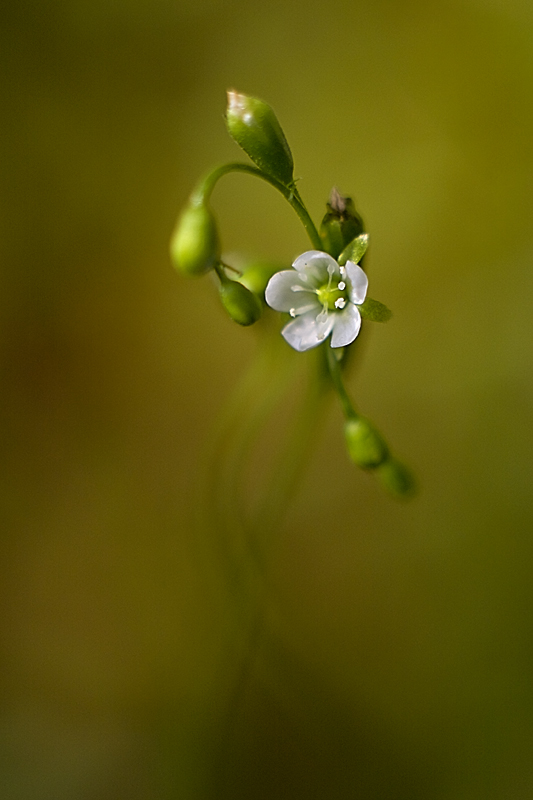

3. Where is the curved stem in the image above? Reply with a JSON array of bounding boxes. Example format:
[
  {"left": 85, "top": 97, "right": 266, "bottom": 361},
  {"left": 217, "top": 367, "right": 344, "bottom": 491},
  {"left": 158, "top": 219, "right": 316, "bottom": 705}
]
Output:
[{"left": 191, "top": 162, "right": 323, "bottom": 250}]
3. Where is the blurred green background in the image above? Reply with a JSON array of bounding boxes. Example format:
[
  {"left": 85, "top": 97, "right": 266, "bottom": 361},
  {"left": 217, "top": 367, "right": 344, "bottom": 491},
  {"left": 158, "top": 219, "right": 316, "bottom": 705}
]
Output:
[{"left": 2, "top": 0, "right": 533, "bottom": 797}]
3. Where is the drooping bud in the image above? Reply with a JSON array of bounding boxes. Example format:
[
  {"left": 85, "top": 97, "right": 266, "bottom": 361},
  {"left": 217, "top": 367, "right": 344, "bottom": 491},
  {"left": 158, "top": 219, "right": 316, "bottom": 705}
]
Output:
[
  {"left": 344, "top": 416, "right": 389, "bottom": 469},
  {"left": 377, "top": 458, "right": 416, "bottom": 499},
  {"left": 170, "top": 202, "right": 219, "bottom": 277},
  {"left": 219, "top": 276, "right": 262, "bottom": 326},
  {"left": 319, "top": 188, "right": 364, "bottom": 259},
  {"left": 225, "top": 90, "right": 294, "bottom": 186}
]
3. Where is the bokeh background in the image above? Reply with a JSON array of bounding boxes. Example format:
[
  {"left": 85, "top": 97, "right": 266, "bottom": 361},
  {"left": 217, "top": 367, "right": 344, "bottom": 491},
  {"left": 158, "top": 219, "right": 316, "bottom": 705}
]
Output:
[{"left": 2, "top": 0, "right": 533, "bottom": 797}]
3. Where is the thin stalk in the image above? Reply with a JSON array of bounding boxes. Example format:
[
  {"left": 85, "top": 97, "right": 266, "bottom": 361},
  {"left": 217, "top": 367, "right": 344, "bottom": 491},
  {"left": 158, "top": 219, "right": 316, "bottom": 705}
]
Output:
[
  {"left": 191, "top": 163, "right": 322, "bottom": 251},
  {"left": 326, "top": 345, "right": 358, "bottom": 420}
]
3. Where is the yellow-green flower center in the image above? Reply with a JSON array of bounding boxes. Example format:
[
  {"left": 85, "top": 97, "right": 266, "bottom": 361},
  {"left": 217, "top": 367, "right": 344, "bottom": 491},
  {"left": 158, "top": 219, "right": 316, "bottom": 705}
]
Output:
[{"left": 316, "top": 281, "right": 348, "bottom": 311}]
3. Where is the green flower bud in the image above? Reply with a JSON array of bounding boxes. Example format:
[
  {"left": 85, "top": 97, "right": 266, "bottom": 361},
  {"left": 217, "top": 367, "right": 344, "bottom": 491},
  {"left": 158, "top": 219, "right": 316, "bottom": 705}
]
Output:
[
  {"left": 377, "top": 458, "right": 417, "bottom": 499},
  {"left": 170, "top": 202, "right": 219, "bottom": 277},
  {"left": 239, "top": 260, "right": 283, "bottom": 298},
  {"left": 226, "top": 90, "right": 294, "bottom": 186},
  {"left": 219, "top": 276, "right": 262, "bottom": 326},
  {"left": 344, "top": 416, "right": 389, "bottom": 469},
  {"left": 319, "top": 188, "right": 364, "bottom": 259}
]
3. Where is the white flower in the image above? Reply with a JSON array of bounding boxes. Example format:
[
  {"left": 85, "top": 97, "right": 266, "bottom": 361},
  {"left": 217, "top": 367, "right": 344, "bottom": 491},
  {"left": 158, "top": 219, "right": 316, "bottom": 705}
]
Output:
[{"left": 265, "top": 250, "right": 368, "bottom": 352}]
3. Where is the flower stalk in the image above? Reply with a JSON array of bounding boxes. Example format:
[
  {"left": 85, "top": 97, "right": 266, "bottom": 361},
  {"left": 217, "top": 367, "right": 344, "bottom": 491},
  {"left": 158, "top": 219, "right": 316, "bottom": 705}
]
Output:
[{"left": 170, "top": 89, "right": 414, "bottom": 499}]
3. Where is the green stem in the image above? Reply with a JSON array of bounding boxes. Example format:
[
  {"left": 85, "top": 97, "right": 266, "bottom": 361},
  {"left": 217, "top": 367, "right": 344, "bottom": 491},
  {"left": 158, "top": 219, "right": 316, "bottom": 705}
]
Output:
[
  {"left": 191, "top": 162, "right": 322, "bottom": 250},
  {"left": 326, "top": 346, "right": 358, "bottom": 420}
]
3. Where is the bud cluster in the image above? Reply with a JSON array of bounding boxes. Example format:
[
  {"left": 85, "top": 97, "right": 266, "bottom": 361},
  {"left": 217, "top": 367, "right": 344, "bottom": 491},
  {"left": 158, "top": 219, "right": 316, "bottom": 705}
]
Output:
[{"left": 344, "top": 416, "right": 415, "bottom": 498}]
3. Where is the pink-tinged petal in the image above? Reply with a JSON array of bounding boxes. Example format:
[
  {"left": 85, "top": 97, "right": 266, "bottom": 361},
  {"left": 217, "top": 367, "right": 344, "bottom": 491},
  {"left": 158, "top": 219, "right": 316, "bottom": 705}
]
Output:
[
  {"left": 265, "top": 270, "right": 314, "bottom": 312},
  {"left": 330, "top": 304, "right": 361, "bottom": 348},
  {"left": 292, "top": 250, "right": 338, "bottom": 286},
  {"left": 281, "top": 310, "right": 334, "bottom": 352},
  {"left": 345, "top": 261, "right": 368, "bottom": 305}
]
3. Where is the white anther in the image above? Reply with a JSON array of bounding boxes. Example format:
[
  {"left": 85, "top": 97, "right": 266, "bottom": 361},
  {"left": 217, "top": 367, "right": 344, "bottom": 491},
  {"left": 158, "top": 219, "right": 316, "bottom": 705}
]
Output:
[
  {"left": 289, "top": 308, "right": 296, "bottom": 317},
  {"left": 339, "top": 266, "right": 346, "bottom": 277},
  {"left": 335, "top": 298, "right": 346, "bottom": 309},
  {"left": 338, "top": 281, "right": 346, "bottom": 290}
]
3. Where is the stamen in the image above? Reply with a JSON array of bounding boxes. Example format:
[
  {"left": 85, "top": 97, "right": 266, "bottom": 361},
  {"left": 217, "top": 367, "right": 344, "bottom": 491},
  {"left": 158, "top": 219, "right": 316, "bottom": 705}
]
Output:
[
  {"left": 316, "top": 306, "right": 329, "bottom": 325},
  {"left": 315, "top": 305, "right": 330, "bottom": 339},
  {"left": 335, "top": 298, "right": 346, "bottom": 309},
  {"left": 338, "top": 281, "right": 346, "bottom": 290},
  {"left": 339, "top": 266, "right": 346, "bottom": 277},
  {"left": 291, "top": 284, "right": 314, "bottom": 293},
  {"left": 289, "top": 303, "right": 318, "bottom": 317},
  {"left": 326, "top": 263, "right": 335, "bottom": 291}
]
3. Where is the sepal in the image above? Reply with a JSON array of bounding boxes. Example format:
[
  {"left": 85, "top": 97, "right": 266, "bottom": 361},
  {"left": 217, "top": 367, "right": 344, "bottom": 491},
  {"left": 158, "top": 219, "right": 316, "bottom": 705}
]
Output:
[
  {"left": 338, "top": 232, "right": 369, "bottom": 267},
  {"left": 358, "top": 297, "right": 392, "bottom": 322}
]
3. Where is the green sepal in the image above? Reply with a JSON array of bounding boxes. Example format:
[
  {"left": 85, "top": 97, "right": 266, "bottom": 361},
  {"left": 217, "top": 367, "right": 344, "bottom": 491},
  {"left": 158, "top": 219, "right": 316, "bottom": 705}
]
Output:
[
  {"left": 344, "top": 416, "right": 389, "bottom": 469},
  {"left": 219, "top": 276, "right": 262, "bottom": 326},
  {"left": 225, "top": 90, "right": 294, "bottom": 186},
  {"left": 358, "top": 297, "right": 392, "bottom": 322},
  {"left": 377, "top": 458, "right": 417, "bottom": 499},
  {"left": 319, "top": 188, "right": 364, "bottom": 259},
  {"left": 338, "top": 232, "right": 369, "bottom": 267},
  {"left": 170, "top": 203, "right": 219, "bottom": 277}
]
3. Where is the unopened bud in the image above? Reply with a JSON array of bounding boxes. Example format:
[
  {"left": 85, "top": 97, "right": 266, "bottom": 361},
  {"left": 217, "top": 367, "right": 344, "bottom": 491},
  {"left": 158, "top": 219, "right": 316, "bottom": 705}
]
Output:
[
  {"left": 239, "top": 260, "right": 282, "bottom": 298},
  {"left": 377, "top": 458, "right": 416, "bottom": 499},
  {"left": 226, "top": 90, "right": 294, "bottom": 186},
  {"left": 320, "top": 188, "right": 364, "bottom": 259},
  {"left": 219, "top": 276, "right": 262, "bottom": 326},
  {"left": 344, "top": 416, "right": 389, "bottom": 469},
  {"left": 170, "top": 203, "right": 219, "bottom": 277}
]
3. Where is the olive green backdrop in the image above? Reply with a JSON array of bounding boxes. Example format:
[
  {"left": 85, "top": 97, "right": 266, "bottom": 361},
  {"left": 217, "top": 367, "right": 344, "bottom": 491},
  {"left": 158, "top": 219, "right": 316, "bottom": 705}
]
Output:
[{"left": 2, "top": 0, "right": 533, "bottom": 797}]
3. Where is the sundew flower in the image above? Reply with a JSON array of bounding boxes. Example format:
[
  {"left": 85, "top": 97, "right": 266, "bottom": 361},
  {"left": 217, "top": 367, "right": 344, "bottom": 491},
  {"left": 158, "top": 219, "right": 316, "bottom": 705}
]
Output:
[{"left": 265, "top": 250, "right": 368, "bottom": 352}]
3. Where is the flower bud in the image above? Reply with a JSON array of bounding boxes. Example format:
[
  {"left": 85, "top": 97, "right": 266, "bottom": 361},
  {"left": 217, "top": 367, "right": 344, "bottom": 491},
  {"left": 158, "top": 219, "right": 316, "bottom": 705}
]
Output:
[
  {"left": 170, "top": 203, "right": 219, "bottom": 277},
  {"left": 219, "top": 277, "right": 262, "bottom": 326},
  {"left": 319, "top": 188, "right": 364, "bottom": 259},
  {"left": 239, "top": 260, "right": 282, "bottom": 298},
  {"left": 226, "top": 90, "right": 294, "bottom": 186},
  {"left": 344, "top": 416, "right": 389, "bottom": 469},
  {"left": 377, "top": 458, "right": 416, "bottom": 499}
]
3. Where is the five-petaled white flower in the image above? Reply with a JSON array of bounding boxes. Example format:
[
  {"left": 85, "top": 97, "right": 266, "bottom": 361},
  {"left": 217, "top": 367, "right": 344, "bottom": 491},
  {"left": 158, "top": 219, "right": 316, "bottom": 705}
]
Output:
[{"left": 265, "top": 250, "right": 368, "bottom": 352}]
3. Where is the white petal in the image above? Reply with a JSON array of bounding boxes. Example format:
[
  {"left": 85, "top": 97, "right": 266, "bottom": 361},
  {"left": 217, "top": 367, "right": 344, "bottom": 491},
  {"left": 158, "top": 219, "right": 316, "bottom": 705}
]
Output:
[
  {"left": 265, "top": 270, "right": 316, "bottom": 312},
  {"left": 292, "top": 251, "right": 339, "bottom": 286},
  {"left": 281, "top": 310, "right": 334, "bottom": 352},
  {"left": 345, "top": 261, "right": 368, "bottom": 305},
  {"left": 330, "top": 304, "right": 362, "bottom": 348}
]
